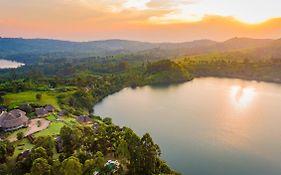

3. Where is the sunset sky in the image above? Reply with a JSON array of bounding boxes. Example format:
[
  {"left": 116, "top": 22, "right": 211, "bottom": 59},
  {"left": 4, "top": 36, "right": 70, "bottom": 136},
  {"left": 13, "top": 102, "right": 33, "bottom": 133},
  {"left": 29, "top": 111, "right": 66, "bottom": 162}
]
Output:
[{"left": 1, "top": 0, "right": 281, "bottom": 42}]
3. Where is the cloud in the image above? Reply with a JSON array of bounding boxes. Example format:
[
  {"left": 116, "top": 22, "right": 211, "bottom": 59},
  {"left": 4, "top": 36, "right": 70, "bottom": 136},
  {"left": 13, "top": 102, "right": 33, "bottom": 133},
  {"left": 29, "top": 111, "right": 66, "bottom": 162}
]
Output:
[
  {"left": 1, "top": 0, "right": 281, "bottom": 42},
  {"left": 146, "top": 0, "right": 198, "bottom": 10}
]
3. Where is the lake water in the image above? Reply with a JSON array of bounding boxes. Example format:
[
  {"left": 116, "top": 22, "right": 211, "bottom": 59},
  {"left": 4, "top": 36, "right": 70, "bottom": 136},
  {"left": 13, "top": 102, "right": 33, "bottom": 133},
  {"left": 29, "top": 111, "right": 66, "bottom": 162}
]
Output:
[
  {"left": 0, "top": 59, "right": 24, "bottom": 69},
  {"left": 94, "top": 77, "right": 281, "bottom": 175}
]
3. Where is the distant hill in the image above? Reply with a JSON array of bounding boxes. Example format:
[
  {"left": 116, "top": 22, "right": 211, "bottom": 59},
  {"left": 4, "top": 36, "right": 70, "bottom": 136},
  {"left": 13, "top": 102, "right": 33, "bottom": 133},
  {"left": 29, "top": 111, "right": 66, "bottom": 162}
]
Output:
[
  {"left": 0, "top": 37, "right": 280, "bottom": 62},
  {"left": 0, "top": 38, "right": 156, "bottom": 56}
]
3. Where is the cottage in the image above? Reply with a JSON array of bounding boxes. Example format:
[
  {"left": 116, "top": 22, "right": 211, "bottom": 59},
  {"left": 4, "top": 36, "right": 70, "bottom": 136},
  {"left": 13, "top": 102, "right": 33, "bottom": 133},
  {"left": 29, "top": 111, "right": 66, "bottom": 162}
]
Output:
[
  {"left": 76, "top": 115, "right": 92, "bottom": 124},
  {"left": 0, "top": 109, "right": 29, "bottom": 131},
  {"left": 92, "top": 123, "right": 100, "bottom": 131},
  {"left": 35, "top": 105, "right": 55, "bottom": 118},
  {"left": 58, "top": 110, "right": 66, "bottom": 117},
  {"left": 0, "top": 106, "right": 6, "bottom": 113},
  {"left": 35, "top": 108, "right": 48, "bottom": 118},
  {"left": 45, "top": 105, "right": 55, "bottom": 112},
  {"left": 55, "top": 136, "right": 63, "bottom": 153},
  {"left": 16, "top": 149, "right": 31, "bottom": 161}
]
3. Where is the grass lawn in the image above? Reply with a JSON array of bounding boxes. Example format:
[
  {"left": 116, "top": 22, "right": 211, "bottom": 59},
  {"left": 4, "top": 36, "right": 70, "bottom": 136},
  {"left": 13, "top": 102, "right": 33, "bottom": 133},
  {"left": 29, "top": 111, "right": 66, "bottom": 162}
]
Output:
[
  {"left": 47, "top": 114, "right": 57, "bottom": 122},
  {"left": 62, "top": 117, "right": 77, "bottom": 126},
  {"left": 4, "top": 91, "right": 60, "bottom": 109},
  {"left": 6, "top": 128, "right": 27, "bottom": 141},
  {"left": 34, "top": 121, "right": 65, "bottom": 137},
  {"left": 13, "top": 138, "right": 34, "bottom": 158}
]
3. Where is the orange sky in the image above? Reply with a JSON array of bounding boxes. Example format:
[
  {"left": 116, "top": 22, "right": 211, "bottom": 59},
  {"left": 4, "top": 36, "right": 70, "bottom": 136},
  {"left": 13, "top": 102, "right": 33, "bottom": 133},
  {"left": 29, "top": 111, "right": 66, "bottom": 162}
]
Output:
[{"left": 1, "top": 0, "right": 281, "bottom": 42}]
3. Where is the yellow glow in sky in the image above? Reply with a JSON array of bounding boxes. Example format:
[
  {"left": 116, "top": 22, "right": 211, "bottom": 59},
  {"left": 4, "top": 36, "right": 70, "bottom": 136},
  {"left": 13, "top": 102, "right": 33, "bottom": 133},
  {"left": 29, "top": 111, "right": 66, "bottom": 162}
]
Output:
[
  {"left": 79, "top": 0, "right": 281, "bottom": 24},
  {"left": 1, "top": 0, "right": 281, "bottom": 41}
]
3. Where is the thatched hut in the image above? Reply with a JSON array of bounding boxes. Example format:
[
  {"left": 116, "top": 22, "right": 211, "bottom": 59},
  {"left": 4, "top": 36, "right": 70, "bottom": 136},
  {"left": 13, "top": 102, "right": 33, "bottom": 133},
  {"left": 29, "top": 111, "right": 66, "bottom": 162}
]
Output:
[
  {"left": 77, "top": 115, "right": 92, "bottom": 124},
  {"left": 35, "top": 105, "right": 55, "bottom": 118},
  {"left": 0, "top": 109, "right": 29, "bottom": 131},
  {"left": 45, "top": 105, "right": 55, "bottom": 112},
  {"left": 35, "top": 108, "right": 48, "bottom": 118},
  {"left": 58, "top": 110, "right": 66, "bottom": 117}
]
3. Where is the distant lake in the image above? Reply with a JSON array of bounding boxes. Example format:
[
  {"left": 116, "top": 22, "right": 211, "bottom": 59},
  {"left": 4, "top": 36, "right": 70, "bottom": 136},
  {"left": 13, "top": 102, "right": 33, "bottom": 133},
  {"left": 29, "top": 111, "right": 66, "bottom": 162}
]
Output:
[
  {"left": 0, "top": 59, "right": 24, "bottom": 69},
  {"left": 94, "top": 77, "right": 281, "bottom": 175}
]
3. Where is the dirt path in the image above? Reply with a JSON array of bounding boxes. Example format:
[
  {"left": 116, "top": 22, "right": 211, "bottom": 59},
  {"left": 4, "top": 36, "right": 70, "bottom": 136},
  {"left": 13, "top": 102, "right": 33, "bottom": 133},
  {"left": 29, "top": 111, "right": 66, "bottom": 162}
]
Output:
[{"left": 25, "top": 118, "right": 50, "bottom": 136}]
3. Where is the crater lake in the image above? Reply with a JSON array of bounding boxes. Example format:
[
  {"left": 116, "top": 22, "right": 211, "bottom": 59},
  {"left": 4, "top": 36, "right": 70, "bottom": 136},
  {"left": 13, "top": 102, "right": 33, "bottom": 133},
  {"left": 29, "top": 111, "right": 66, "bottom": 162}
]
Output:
[{"left": 94, "top": 77, "right": 281, "bottom": 175}]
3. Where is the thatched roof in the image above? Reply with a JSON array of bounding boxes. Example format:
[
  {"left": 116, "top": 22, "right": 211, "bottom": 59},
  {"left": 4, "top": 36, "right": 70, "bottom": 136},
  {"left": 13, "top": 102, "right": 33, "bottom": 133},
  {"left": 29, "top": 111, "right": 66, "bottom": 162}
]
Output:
[
  {"left": 92, "top": 123, "right": 100, "bottom": 130},
  {"left": 35, "top": 108, "right": 48, "bottom": 117},
  {"left": 45, "top": 105, "right": 55, "bottom": 112},
  {"left": 77, "top": 116, "right": 92, "bottom": 123},
  {"left": 0, "top": 109, "right": 28, "bottom": 128},
  {"left": 58, "top": 110, "right": 66, "bottom": 117}
]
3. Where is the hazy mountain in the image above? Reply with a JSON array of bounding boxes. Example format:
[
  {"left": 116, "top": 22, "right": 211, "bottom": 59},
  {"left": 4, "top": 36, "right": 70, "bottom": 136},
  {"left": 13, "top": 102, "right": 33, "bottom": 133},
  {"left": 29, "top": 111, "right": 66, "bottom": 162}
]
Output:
[
  {"left": 0, "top": 37, "right": 280, "bottom": 62},
  {"left": 215, "top": 37, "right": 273, "bottom": 51}
]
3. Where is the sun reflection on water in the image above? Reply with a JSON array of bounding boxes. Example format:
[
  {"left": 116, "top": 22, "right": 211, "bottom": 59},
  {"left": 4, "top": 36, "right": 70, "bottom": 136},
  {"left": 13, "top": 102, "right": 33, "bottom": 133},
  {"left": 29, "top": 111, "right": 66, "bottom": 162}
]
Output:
[{"left": 230, "top": 85, "right": 255, "bottom": 108}]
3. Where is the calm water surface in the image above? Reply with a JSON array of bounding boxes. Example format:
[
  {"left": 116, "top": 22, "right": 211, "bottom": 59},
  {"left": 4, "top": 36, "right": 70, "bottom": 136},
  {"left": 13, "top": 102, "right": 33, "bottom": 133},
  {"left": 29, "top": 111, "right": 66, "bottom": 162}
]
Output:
[
  {"left": 0, "top": 59, "right": 24, "bottom": 69},
  {"left": 94, "top": 77, "right": 281, "bottom": 175}
]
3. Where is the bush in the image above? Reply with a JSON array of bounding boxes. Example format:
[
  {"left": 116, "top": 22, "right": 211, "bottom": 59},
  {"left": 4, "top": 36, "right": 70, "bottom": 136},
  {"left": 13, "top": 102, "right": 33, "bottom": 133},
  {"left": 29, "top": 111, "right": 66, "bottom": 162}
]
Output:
[
  {"left": 37, "top": 120, "right": 41, "bottom": 127},
  {"left": 103, "top": 117, "right": 112, "bottom": 125},
  {"left": 35, "top": 93, "right": 42, "bottom": 101},
  {"left": 17, "top": 132, "right": 24, "bottom": 140}
]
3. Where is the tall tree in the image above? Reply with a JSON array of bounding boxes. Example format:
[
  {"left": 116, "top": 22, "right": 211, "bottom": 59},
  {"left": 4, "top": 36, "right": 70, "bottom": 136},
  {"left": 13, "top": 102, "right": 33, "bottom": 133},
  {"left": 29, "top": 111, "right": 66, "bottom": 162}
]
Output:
[
  {"left": 140, "top": 133, "right": 158, "bottom": 175},
  {"left": 60, "top": 126, "right": 82, "bottom": 155},
  {"left": 34, "top": 136, "right": 55, "bottom": 157},
  {"left": 61, "top": 156, "right": 82, "bottom": 175},
  {"left": 116, "top": 139, "right": 130, "bottom": 160},
  {"left": 124, "top": 128, "right": 142, "bottom": 175},
  {"left": 31, "top": 158, "right": 51, "bottom": 175},
  {"left": 0, "top": 141, "right": 14, "bottom": 163},
  {"left": 94, "top": 151, "right": 105, "bottom": 171},
  {"left": 31, "top": 147, "right": 48, "bottom": 161}
]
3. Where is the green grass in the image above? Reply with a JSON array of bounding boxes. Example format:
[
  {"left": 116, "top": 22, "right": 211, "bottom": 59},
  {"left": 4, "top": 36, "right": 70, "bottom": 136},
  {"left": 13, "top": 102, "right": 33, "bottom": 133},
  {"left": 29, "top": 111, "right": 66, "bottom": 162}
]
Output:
[
  {"left": 47, "top": 114, "right": 57, "bottom": 122},
  {"left": 62, "top": 117, "right": 77, "bottom": 126},
  {"left": 4, "top": 91, "right": 60, "bottom": 109},
  {"left": 13, "top": 138, "right": 34, "bottom": 158},
  {"left": 6, "top": 128, "right": 27, "bottom": 141},
  {"left": 34, "top": 121, "right": 65, "bottom": 137}
]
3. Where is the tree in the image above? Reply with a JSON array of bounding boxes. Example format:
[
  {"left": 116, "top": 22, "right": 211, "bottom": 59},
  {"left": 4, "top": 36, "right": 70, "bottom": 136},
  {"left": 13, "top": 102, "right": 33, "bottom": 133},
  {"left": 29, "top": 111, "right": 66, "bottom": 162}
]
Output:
[
  {"left": 83, "top": 159, "right": 95, "bottom": 174},
  {"left": 0, "top": 163, "right": 9, "bottom": 175},
  {"left": 116, "top": 139, "right": 130, "bottom": 160},
  {"left": 60, "top": 126, "right": 82, "bottom": 155},
  {"left": 17, "top": 131, "right": 24, "bottom": 140},
  {"left": 61, "top": 156, "right": 82, "bottom": 175},
  {"left": 51, "top": 160, "right": 62, "bottom": 175},
  {"left": 93, "top": 151, "right": 105, "bottom": 171},
  {"left": 31, "top": 158, "right": 51, "bottom": 175},
  {"left": 0, "top": 141, "right": 15, "bottom": 163},
  {"left": 36, "top": 93, "right": 42, "bottom": 101},
  {"left": 124, "top": 128, "right": 141, "bottom": 175},
  {"left": 103, "top": 117, "right": 112, "bottom": 125},
  {"left": 140, "top": 133, "right": 158, "bottom": 175},
  {"left": 0, "top": 96, "right": 4, "bottom": 105},
  {"left": 31, "top": 147, "right": 48, "bottom": 161},
  {"left": 34, "top": 136, "right": 54, "bottom": 157}
]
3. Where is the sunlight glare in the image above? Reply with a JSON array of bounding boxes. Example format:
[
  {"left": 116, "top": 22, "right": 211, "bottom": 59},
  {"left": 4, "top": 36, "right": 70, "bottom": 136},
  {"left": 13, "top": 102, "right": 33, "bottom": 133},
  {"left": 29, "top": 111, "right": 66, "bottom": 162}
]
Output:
[{"left": 230, "top": 85, "right": 255, "bottom": 108}]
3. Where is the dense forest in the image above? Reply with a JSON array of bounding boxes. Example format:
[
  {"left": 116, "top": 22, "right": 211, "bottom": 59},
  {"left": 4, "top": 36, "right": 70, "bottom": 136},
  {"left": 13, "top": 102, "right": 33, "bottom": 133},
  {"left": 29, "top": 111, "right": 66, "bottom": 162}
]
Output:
[{"left": 0, "top": 58, "right": 189, "bottom": 175}]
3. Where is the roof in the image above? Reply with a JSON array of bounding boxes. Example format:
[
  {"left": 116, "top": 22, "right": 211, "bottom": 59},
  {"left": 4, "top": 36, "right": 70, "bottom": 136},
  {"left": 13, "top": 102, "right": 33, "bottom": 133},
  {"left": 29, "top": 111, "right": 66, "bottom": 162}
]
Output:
[
  {"left": 58, "top": 110, "right": 66, "bottom": 116},
  {"left": 35, "top": 108, "right": 48, "bottom": 116},
  {"left": 45, "top": 105, "right": 55, "bottom": 112},
  {"left": 0, "top": 109, "right": 28, "bottom": 128},
  {"left": 77, "top": 116, "right": 92, "bottom": 123},
  {"left": 0, "top": 106, "right": 6, "bottom": 111},
  {"left": 92, "top": 123, "right": 100, "bottom": 130}
]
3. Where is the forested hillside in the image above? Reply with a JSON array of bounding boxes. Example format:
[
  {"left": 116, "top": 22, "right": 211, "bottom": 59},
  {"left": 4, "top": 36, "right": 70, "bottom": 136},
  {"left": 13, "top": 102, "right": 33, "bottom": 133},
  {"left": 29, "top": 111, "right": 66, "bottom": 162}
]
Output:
[{"left": 1, "top": 37, "right": 280, "bottom": 64}]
